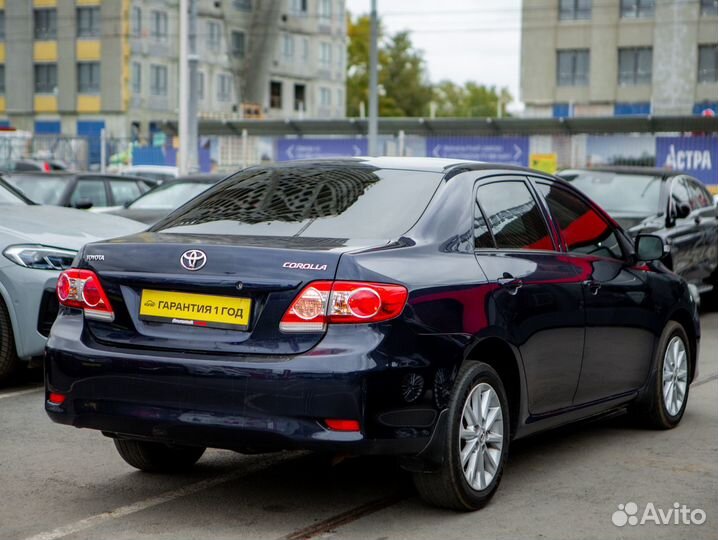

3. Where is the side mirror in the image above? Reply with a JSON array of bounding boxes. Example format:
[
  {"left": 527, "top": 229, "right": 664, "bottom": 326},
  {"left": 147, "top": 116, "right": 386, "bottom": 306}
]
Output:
[
  {"left": 73, "top": 199, "right": 94, "bottom": 210},
  {"left": 635, "top": 234, "right": 665, "bottom": 262},
  {"left": 675, "top": 202, "right": 691, "bottom": 219}
]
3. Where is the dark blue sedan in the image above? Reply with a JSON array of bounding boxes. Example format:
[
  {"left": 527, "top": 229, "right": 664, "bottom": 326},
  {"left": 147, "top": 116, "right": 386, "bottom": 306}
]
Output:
[{"left": 45, "top": 158, "right": 700, "bottom": 511}]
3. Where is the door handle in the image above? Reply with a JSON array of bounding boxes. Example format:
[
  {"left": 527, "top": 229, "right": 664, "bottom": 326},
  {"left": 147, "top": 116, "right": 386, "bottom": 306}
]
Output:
[
  {"left": 498, "top": 277, "right": 523, "bottom": 295},
  {"left": 583, "top": 280, "right": 601, "bottom": 295}
]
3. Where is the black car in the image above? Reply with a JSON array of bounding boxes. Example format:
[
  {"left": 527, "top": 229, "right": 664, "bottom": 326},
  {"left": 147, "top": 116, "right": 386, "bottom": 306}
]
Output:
[
  {"left": 2, "top": 172, "right": 153, "bottom": 209},
  {"left": 106, "top": 174, "right": 225, "bottom": 225},
  {"left": 46, "top": 158, "right": 700, "bottom": 511},
  {"left": 559, "top": 167, "right": 718, "bottom": 302}
]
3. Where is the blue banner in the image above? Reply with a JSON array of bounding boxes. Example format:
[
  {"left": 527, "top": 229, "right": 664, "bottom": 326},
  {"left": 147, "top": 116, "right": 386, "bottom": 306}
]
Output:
[
  {"left": 277, "top": 139, "right": 367, "bottom": 161},
  {"left": 426, "top": 137, "right": 529, "bottom": 166},
  {"left": 656, "top": 136, "right": 718, "bottom": 185}
]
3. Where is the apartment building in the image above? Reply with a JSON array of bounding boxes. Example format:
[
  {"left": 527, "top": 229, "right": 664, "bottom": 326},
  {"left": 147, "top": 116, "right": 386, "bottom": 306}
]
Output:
[
  {"left": 0, "top": 0, "right": 347, "bottom": 155},
  {"left": 520, "top": 0, "right": 718, "bottom": 117}
]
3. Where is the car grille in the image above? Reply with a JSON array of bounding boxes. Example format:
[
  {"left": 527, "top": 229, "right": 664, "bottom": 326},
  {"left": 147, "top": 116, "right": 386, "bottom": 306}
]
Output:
[{"left": 37, "top": 289, "right": 59, "bottom": 337}]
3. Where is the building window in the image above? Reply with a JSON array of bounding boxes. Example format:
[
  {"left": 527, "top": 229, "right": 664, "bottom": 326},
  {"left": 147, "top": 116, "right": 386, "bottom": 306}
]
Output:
[
  {"left": 132, "top": 62, "right": 141, "bottom": 94},
  {"left": 217, "top": 73, "right": 232, "bottom": 102},
  {"left": 270, "top": 81, "right": 282, "bottom": 109},
  {"left": 302, "top": 37, "right": 309, "bottom": 61},
  {"left": 77, "top": 7, "right": 100, "bottom": 38},
  {"left": 231, "top": 31, "right": 245, "bottom": 57},
  {"left": 78, "top": 62, "right": 100, "bottom": 93},
  {"left": 701, "top": 0, "right": 718, "bottom": 16},
  {"left": 291, "top": 0, "right": 308, "bottom": 15},
  {"left": 698, "top": 44, "right": 718, "bottom": 83},
  {"left": 151, "top": 11, "right": 168, "bottom": 41},
  {"left": 557, "top": 49, "right": 589, "bottom": 86},
  {"left": 233, "top": 0, "right": 252, "bottom": 11},
  {"left": 0, "top": 11, "right": 5, "bottom": 41},
  {"left": 319, "top": 42, "right": 332, "bottom": 67},
  {"left": 559, "top": 0, "right": 591, "bottom": 20},
  {"left": 620, "top": 0, "right": 655, "bottom": 18},
  {"left": 207, "top": 21, "right": 221, "bottom": 51},
  {"left": 282, "top": 34, "right": 294, "bottom": 59},
  {"left": 150, "top": 64, "right": 168, "bottom": 96},
  {"left": 319, "top": 0, "right": 332, "bottom": 24},
  {"left": 131, "top": 6, "right": 142, "bottom": 37},
  {"left": 197, "top": 71, "right": 204, "bottom": 99},
  {"left": 294, "top": 84, "right": 306, "bottom": 112},
  {"left": 618, "top": 47, "right": 652, "bottom": 85},
  {"left": 0, "top": 65, "right": 5, "bottom": 94},
  {"left": 319, "top": 87, "right": 331, "bottom": 107},
  {"left": 336, "top": 44, "right": 343, "bottom": 69},
  {"left": 34, "top": 64, "right": 57, "bottom": 93},
  {"left": 34, "top": 9, "right": 57, "bottom": 40},
  {"left": 337, "top": 88, "right": 343, "bottom": 108}
]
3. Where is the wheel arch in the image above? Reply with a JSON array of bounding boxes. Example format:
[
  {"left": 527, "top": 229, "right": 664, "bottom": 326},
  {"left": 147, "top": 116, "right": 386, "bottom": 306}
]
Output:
[
  {"left": 666, "top": 307, "right": 699, "bottom": 383},
  {"left": 463, "top": 336, "right": 525, "bottom": 438},
  {"left": 0, "top": 278, "right": 22, "bottom": 358}
]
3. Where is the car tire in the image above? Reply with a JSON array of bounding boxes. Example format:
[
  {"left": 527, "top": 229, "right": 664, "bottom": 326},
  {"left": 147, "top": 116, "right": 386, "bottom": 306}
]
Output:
[
  {"left": 413, "top": 361, "right": 510, "bottom": 511},
  {"left": 0, "top": 298, "right": 20, "bottom": 386},
  {"left": 113, "top": 439, "right": 206, "bottom": 473},
  {"left": 631, "top": 321, "right": 691, "bottom": 429}
]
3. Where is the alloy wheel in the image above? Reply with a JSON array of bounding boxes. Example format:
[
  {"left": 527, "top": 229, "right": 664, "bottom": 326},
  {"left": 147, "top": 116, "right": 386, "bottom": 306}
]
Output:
[
  {"left": 662, "top": 336, "right": 688, "bottom": 417},
  {"left": 459, "top": 382, "right": 504, "bottom": 491}
]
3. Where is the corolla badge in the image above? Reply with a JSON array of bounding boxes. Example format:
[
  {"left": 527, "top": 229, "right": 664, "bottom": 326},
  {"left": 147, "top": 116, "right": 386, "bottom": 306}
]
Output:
[{"left": 180, "top": 249, "right": 207, "bottom": 271}]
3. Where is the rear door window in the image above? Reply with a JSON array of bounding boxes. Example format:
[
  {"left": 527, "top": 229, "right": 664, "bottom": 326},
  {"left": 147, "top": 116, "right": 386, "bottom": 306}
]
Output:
[
  {"left": 109, "top": 180, "right": 143, "bottom": 206},
  {"left": 71, "top": 179, "right": 108, "bottom": 207},
  {"left": 154, "top": 166, "right": 443, "bottom": 239},
  {"left": 685, "top": 177, "right": 712, "bottom": 210},
  {"left": 475, "top": 180, "right": 554, "bottom": 250},
  {"left": 537, "top": 182, "right": 624, "bottom": 261}
]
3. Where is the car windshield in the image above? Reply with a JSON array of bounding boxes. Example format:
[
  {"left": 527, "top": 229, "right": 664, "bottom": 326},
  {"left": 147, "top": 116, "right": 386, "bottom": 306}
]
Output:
[
  {"left": 153, "top": 165, "right": 443, "bottom": 239},
  {"left": 4, "top": 175, "right": 68, "bottom": 205},
  {"left": 0, "top": 181, "right": 27, "bottom": 205},
  {"left": 130, "top": 182, "right": 212, "bottom": 210},
  {"left": 562, "top": 171, "right": 662, "bottom": 215}
]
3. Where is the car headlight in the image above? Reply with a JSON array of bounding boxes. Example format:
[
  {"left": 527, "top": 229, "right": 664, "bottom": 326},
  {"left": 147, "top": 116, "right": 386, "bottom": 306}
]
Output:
[{"left": 3, "top": 245, "right": 77, "bottom": 270}]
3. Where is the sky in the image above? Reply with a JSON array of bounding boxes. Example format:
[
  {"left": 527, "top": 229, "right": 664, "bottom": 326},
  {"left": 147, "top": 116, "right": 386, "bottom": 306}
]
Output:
[{"left": 345, "top": 0, "right": 523, "bottom": 109}]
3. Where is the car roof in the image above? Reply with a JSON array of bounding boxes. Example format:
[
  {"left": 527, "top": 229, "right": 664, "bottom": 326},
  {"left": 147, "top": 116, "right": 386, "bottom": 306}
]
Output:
[
  {"left": 560, "top": 166, "right": 679, "bottom": 179},
  {"left": 170, "top": 174, "right": 226, "bottom": 183},
  {"left": 1, "top": 171, "right": 148, "bottom": 181}
]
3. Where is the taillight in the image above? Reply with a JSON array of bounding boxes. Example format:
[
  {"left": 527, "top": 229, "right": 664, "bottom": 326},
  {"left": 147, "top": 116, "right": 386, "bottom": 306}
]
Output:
[
  {"left": 279, "top": 281, "right": 408, "bottom": 333},
  {"left": 56, "top": 269, "right": 114, "bottom": 322}
]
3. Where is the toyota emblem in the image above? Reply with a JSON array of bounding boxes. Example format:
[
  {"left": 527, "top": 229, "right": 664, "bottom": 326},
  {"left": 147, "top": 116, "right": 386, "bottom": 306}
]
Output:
[{"left": 180, "top": 249, "right": 207, "bottom": 271}]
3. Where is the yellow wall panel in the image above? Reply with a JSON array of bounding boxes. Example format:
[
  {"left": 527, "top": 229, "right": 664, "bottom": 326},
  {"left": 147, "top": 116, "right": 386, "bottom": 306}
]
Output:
[
  {"left": 33, "top": 0, "right": 57, "bottom": 7},
  {"left": 0, "top": 97, "right": 5, "bottom": 113},
  {"left": 33, "top": 41, "right": 58, "bottom": 62},
  {"left": 0, "top": 44, "right": 5, "bottom": 63},
  {"left": 0, "top": 1, "right": 5, "bottom": 10},
  {"left": 76, "top": 40, "right": 101, "bottom": 61},
  {"left": 76, "top": 0, "right": 101, "bottom": 5},
  {"left": 34, "top": 95, "right": 58, "bottom": 113},
  {"left": 77, "top": 95, "right": 101, "bottom": 113}
]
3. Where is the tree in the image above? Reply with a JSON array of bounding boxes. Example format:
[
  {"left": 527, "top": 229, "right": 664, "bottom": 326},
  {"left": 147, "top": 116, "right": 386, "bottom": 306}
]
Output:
[
  {"left": 346, "top": 15, "right": 432, "bottom": 117},
  {"left": 433, "top": 81, "right": 513, "bottom": 118}
]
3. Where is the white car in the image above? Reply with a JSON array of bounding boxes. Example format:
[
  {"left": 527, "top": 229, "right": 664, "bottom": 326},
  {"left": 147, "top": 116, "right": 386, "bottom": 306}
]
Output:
[{"left": 0, "top": 178, "right": 144, "bottom": 383}]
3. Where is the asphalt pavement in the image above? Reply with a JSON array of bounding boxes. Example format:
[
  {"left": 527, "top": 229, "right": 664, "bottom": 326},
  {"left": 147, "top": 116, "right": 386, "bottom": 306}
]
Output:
[{"left": 1, "top": 312, "right": 715, "bottom": 540}]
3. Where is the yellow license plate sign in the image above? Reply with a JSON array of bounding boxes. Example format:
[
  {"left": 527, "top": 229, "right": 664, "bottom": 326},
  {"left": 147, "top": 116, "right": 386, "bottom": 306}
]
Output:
[{"left": 139, "top": 289, "right": 251, "bottom": 330}]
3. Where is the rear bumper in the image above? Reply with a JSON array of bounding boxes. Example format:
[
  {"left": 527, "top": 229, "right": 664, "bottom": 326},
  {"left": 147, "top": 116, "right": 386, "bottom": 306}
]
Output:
[{"left": 45, "top": 314, "right": 434, "bottom": 456}]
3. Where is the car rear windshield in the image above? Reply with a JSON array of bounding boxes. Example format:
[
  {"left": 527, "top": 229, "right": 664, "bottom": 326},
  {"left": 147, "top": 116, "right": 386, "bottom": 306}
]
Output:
[
  {"left": 152, "top": 165, "right": 443, "bottom": 239},
  {"left": 562, "top": 171, "right": 662, "bottom": 215},
  {"left": 4, "top": 175, "right": 68, "bottom": 205}
]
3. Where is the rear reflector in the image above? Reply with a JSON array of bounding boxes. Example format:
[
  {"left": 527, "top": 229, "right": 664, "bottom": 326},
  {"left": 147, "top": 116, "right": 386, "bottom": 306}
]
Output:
[
  {"left": 325, "top": 419, "right": 360, "bottom": 432},
  {"left": 57, "top": 269, "right": 115, "bottom": 322},
  {"left": 48, "top": 392, "right": 66, "bottom": 405},
  {"left": 279, "top": 281, "right": 408, "bottom": 333}
]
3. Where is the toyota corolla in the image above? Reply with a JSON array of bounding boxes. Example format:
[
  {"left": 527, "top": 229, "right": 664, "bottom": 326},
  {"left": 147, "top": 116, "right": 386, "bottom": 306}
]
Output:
[{"left": 45, "top": 158, "right": 700, "bottom": 511}]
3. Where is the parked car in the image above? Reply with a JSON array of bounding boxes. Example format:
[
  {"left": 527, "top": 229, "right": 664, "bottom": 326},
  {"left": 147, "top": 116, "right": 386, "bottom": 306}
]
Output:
[
  {"left": 7, "top": 159, "right": 68, "bottom": 172},
  {"left": 105, "top": 174, "right": 225, "bottom": 225},
  {"left": 119, "top": 165, "right": 179, "bottom": 185},
  {"left": 558, "top": 167, "right": 718, "bottom": 302},
  {"left": 46, "top": 158, "right": 700, "bottom": 511},
  {"left": 2, "top": 172, "right": 153, "bottom": 210},
  {"left": 0, "top": 177, "right": 144, "bottom": 383}
]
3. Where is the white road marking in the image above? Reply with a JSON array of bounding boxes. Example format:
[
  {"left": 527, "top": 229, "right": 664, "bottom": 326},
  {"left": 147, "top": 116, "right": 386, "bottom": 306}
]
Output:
[
  {"left": 22, "top": 452, "right": 301, "bottom": 540},
  {"left": 0, "top": 387, "right": 43, "bottom": 400}
]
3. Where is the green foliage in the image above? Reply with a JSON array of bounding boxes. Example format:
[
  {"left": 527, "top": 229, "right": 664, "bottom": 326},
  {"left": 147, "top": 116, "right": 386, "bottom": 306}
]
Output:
[{"left": 345, "top": 13, "right": 512, "bottom": 118}]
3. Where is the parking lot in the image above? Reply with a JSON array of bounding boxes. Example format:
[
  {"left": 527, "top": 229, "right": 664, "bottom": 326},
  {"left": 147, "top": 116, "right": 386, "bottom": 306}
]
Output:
[{"left": 0, "top": 311, "right": 714, "bottom": 540}]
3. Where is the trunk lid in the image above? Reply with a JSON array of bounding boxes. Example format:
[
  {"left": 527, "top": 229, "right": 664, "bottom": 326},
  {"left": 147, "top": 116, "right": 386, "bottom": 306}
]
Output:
[{"left": 80, "top": 232, "right": 383, "bottom": 356}]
